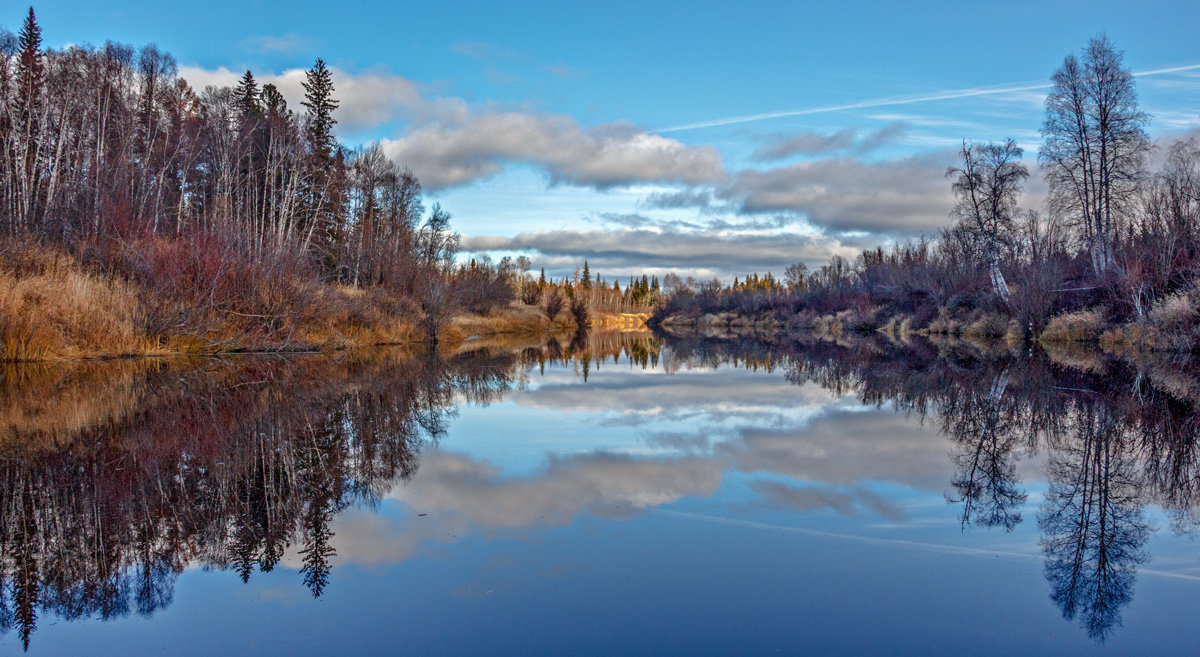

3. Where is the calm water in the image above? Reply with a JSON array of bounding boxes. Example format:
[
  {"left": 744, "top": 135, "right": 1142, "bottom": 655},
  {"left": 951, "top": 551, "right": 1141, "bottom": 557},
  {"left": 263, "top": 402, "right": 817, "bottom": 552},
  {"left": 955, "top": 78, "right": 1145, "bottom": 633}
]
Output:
[{"left": 2, "top": 331, "right": 1200, "bottom": 655}]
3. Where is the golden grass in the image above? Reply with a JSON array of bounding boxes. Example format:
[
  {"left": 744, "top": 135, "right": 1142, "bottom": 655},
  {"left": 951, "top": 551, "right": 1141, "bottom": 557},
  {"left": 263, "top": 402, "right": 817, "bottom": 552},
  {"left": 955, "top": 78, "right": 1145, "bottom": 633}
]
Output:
[
  {"left": 0, "top": 257, "right": 158, "bottom": 361},
  {"left": 0, "top": 245, "right": 426, "bottom": 360},
  {"left": 1039, "top": 308, "right": 1106, "bottom": 343},
  {"left": 963, "top": 313, "right": 1008, "bottom": 338},
  {"left": 448, "top": 303, "right": 579, "bottom": 341},
  {"left": 1004, "top": 319, "right": 1027, "bottom": 350}
]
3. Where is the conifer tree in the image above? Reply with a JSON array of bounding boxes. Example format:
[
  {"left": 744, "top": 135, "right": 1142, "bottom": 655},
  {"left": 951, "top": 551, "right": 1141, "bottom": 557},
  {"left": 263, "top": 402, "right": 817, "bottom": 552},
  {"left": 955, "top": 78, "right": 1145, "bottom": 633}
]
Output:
[
  {"left": 234, "top": 70, "right": 262, "bottom": 126},
  {"left": 302, "top": 59, "right": 339, "bottom": 162},
  {"left": 261, "top": 83, "right": 287, "bottom": 117},
  {"left": 13, "top": 7, "right": 43, "bottom": 227}
]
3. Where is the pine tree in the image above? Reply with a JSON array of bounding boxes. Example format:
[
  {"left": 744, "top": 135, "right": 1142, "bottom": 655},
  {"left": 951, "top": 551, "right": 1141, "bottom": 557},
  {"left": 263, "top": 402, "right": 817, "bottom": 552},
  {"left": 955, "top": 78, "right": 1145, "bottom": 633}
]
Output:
[
  {"left": 538, "top": 267, "right": 547, "bottom": 288},
  {"left": 581, "top": 261, "right": 592, "bottom": 289}
]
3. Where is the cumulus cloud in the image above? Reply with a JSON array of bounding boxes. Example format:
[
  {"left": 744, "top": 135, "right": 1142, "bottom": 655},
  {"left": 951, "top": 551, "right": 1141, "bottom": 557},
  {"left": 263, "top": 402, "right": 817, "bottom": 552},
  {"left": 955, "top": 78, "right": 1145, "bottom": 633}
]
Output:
[
  {"left": 752, "top": 123, "right": 908, "bottom": 160},
  {"left": 380, "top": 117, "right": 726, "bottom": 190},
  {"left": 511, "top": 367, "right": 836, "bottom": 420},
  {"left": 722, "top": 150, "right": 957, "bottom": 234},
  {"left": 459, "top": 226, "right": 854, "bottom": 273},
  {"left": 392, "top": 450, "right": 724, "bottom": 528},
  {"left": 179, "top": 65, "right": 719, "bottom": 191},
  {"left": 718, "top": 408, "right": 953, "bottom": 490},
  {"left": 641, "top": 188, "right": 715, "bottom": 210}
]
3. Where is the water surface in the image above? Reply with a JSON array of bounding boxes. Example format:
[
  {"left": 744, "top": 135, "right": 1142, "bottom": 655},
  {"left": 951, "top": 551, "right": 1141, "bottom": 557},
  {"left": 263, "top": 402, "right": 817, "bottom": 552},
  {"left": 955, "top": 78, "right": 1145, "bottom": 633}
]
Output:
[{"left": 2, "top": 331, "right": 1199, "bottom": 655}]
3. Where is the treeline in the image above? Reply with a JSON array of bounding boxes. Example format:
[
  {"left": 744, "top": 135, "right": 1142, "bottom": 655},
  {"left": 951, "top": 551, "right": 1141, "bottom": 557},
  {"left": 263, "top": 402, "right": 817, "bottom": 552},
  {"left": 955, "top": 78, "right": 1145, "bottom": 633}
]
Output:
[
  {"left": 655, "top": 36, "right": 1200, "bottom": 351},
  {"left": 518, "top": 261, "right": 663, "bottom": 314},
  {"left": 0, "top": 7, "right": 516, "bottom": 357}
]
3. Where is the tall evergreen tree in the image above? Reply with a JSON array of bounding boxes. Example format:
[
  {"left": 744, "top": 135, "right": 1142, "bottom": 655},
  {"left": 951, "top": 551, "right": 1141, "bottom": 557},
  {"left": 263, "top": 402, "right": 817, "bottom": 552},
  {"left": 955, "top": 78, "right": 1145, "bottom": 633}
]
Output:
[
  {"left": 302, "top": 59, "right": 339, "bottom": 162},
  {"left": 233, "top": 70, "right": 262, "bottom": 126},
  {"left": 13, "top": 7, "right": 43, "bottom": 228}
]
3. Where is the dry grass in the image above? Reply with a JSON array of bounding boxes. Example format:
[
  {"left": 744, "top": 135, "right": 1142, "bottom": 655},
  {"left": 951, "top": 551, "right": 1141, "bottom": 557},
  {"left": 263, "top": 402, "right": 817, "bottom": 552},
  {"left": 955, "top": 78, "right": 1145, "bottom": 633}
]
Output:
[
  {"left": 448, "top": 303, "right": 577, "bottom": 341},
  {"left": 1148, "top": 289, "right": 1199, "bottom": 330},
  {"left": 0, "top": 251, "right": 157, "bottom": 360},
  {"left": 1004, "top": 319, "right": 1027, "bottom": 349},
  {"left": 590, "top": 312, "right": 650, "bottom": 329},
  {"left": 0, "top": 241, "right": 435, "bottom": 360},
  {"left": 1039, "top": 308, "right": 1106, "bottom": 343},
  {"left": 927, "top": 309, "right": 968, "bottom": 336},
  {"left": 964, "top": 313, "right": 1008, "bottom": 338},
  {"left": 1096, "top": 288, "right": 1200, "bottom": 353}
]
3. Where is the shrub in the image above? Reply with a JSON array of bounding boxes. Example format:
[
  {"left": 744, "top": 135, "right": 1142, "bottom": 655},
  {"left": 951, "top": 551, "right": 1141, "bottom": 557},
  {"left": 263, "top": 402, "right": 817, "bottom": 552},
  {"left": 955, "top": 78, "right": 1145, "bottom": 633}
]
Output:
[
  {"left": 544, "top": 291, "right": 564, "bottom": 320},
  {"left": 570, "top": 299, "right": 590, "bottom": 327}
]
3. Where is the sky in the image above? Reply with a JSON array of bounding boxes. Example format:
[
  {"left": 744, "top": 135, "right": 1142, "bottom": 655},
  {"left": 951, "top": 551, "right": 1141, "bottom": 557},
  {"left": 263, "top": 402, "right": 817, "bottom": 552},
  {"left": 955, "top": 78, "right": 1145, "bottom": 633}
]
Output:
[{"left": 14, "top": 1, "right": 1200, "bottom": 280}]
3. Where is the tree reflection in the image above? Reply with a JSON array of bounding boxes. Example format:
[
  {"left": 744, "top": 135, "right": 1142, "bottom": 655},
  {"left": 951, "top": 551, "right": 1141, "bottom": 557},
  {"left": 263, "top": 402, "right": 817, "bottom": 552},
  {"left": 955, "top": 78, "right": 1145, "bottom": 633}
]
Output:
[
  {"left": 657, "top": 329, "right": 1200, "bottom": 642},
  {"left": 936, "top": 369, "right": 1028, "bottom": 531},
  {"left": 0, "top": 349, "right": 513, "bottom": 648},
  {"left": 1038, "top": 402, "right": 1149, "bottom": 642},
  {"left": 0, "top": 331, "right": 662, "bottom": 648}
]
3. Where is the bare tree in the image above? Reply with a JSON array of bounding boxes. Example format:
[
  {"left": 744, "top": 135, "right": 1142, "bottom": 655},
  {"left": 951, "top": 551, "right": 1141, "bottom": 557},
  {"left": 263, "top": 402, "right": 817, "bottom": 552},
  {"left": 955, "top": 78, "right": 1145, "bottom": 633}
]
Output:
[
  {"left": 947, "top": 138, "right": 1029, "bottom": 304},
  {"left": 1039, "top": 35, "right": 1151, "bottom": 275}
]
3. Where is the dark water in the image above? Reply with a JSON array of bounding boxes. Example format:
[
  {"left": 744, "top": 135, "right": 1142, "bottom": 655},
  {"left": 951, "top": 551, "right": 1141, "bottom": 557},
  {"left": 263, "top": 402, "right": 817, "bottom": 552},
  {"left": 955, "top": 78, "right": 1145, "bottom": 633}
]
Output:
[{"left": 2, "top": 331, "right": 1199, "bottom": 655}]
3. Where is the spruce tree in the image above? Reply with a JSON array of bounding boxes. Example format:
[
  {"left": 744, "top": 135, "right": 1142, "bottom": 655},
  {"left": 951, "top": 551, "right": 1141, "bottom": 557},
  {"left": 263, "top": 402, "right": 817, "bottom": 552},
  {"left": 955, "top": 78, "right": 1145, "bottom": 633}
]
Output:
[
  {"left": 15, "top": 7, "right": 42, "bottom": 133},
  {"left": 233, "top": 70, "right": 262, "bottom": 126},
  {"left": 261, "top": 83, "right": 287, "bottom": 118},
  {"left": 302, "top": 58, "right": 339, "bottom": 162}
]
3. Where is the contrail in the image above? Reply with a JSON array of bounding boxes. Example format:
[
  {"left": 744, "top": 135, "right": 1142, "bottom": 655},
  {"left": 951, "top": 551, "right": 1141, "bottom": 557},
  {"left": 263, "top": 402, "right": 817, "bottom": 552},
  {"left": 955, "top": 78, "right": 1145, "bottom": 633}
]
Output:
[
  {"left": 658, "top": 63, "right": 1200, "bottom": 133},
  {"left": 656, "top": 508, "right": 1200, "bottom": 582}
]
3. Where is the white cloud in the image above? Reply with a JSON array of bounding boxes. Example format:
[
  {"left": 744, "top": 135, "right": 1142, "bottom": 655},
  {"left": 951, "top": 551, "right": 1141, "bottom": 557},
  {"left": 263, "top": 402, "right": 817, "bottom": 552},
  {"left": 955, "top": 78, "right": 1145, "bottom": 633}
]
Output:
[
  {"left": 723, "top": 151, "right": 958, "bottom": 234},
  {"left": 381, "top": 116, "right": 726, "bottom": 190},
  {"left": 459, "top": 225, "right": 856, "bottom": 274},
  {"left": 179, "top": 65, "right": 432, "bottom": 136}
]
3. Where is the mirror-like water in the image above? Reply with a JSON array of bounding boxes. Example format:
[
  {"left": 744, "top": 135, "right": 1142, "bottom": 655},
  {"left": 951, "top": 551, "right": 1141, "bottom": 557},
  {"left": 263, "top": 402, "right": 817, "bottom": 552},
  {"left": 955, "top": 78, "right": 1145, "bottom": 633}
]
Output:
[{"left": 2, "top": 330, "right": 1199, "bottom": 655}]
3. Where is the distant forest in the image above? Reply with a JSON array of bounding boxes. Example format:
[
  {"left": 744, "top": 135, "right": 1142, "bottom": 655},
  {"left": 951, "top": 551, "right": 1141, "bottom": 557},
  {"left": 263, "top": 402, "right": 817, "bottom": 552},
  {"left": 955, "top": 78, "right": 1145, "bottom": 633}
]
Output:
[{"left": 656, "top": 35, "right": 1200, "bottom": 351}]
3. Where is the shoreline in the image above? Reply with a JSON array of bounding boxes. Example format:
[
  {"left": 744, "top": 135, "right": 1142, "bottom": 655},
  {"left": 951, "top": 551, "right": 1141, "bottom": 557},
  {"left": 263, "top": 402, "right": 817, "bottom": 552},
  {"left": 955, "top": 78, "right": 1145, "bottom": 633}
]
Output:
[{"left": 1, "top": 309, "right": 653, "bottom": 364}]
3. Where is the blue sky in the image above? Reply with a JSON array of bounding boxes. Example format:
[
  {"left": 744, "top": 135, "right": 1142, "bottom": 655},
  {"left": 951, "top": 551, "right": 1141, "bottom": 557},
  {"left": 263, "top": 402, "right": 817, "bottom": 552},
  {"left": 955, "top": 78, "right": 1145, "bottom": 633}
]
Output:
[{"left": 17, "top": 1, "right": 1200, "bottom": 279}]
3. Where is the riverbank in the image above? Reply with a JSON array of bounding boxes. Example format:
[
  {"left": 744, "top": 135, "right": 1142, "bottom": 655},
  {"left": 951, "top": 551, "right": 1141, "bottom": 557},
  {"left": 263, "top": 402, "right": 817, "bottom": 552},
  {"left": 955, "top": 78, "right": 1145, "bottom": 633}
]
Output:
[
  {"left": 652, "top": 287, "right": 1200, "bottom": 354},
  {"left": 0, "top": 247, "right": 650, "bottom": 361}
]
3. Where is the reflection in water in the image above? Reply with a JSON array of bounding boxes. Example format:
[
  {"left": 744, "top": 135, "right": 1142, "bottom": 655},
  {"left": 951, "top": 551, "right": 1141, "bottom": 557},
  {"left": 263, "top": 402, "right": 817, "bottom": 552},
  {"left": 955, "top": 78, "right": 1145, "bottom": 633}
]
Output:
[
  {"left": 660, "top": 332, "right": 1200, "bottom": 641},
  {"left": 0, "top": 349, "right": 515, "bottom": 649},
  {"left": 0, "top": 329, "right": 1198, "bottom": 648},
  {"left": 1039, "top": 403, "right": 1149, "bottom": 642}
]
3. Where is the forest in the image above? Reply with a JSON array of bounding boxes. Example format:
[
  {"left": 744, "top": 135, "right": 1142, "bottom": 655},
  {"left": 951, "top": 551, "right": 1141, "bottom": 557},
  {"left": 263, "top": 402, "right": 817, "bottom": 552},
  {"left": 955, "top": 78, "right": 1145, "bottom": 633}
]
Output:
[
  {"left": 654, "top": 36, "right": 1200, "bottom": 352},
  {"left": 0, "top": 8, "right": 667, "bottom": 360}
]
